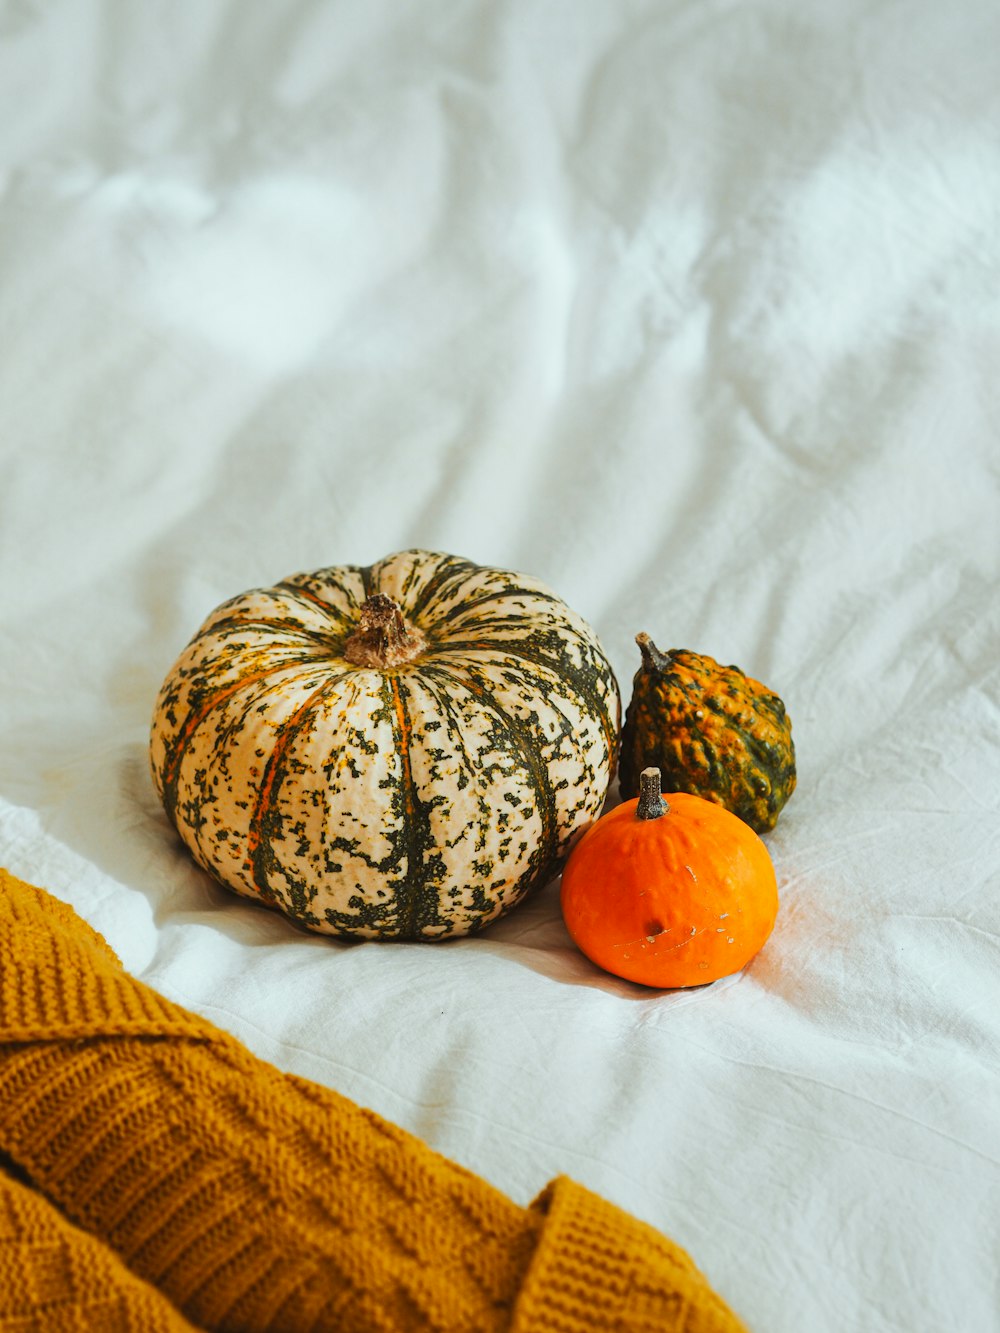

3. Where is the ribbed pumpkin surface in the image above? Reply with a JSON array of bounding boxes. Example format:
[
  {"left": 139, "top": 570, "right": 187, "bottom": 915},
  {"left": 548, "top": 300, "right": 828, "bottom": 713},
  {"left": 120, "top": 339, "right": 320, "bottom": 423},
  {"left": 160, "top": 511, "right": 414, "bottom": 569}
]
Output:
[
  {"left": 150, "top": 550, "right": 620, "bottom": 940},
  {"left": 619, "top": 639, "right": 795, "bottom": 834}
]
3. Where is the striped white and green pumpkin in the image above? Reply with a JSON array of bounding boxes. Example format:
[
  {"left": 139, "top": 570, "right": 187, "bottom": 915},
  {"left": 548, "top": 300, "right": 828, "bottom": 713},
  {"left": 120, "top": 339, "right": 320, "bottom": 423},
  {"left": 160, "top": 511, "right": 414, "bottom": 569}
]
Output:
[{"left": 150, "top": 550, "right": 621, "bottom": 940}]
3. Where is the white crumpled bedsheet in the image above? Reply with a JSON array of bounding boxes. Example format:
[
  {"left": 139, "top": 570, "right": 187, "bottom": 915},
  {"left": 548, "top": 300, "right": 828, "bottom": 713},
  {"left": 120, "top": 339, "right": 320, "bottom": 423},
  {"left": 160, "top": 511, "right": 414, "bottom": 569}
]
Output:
[{"left": 2, "top": 4, "right": 998, "bottom": 1330}]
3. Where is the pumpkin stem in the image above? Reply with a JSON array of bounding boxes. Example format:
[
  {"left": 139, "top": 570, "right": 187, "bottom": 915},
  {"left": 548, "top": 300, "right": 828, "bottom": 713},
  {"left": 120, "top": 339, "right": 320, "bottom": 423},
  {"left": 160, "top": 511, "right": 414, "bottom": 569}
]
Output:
[
  {"left": 342, "top": 594, "right": 428, "bottom": 668},
  {"left": 637, "top": 767, "right": 668, "bottom": 820},
  {"left": 636, "top": 632, "right": 672, "bottom": 673}
]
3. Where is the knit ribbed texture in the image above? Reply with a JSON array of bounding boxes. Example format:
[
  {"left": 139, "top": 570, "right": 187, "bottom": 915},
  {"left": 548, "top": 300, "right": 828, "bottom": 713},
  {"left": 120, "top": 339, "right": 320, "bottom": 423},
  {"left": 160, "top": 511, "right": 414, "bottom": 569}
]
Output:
[
  {"left": 0, "top": 1151, "right": 201, "bottom": 1331},
  {"left": 0, "top": 869, "right": 749, "bottom": 1332},
  {"left": 514, "top": 1179, "right": 744, "bottom": 1333}
]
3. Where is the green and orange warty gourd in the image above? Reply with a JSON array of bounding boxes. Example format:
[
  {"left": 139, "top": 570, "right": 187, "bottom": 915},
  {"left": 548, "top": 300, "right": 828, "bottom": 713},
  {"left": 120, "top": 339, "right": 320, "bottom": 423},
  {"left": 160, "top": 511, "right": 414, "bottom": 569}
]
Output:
[
  {"left": 619, "top": 635, "right": 796, "bottom": 834},
  {"left": 150, "top": 550, "right": 621, "bottom": 941},
  {"left": 561, "top": 767, "right": 779, "bottom": 989}
]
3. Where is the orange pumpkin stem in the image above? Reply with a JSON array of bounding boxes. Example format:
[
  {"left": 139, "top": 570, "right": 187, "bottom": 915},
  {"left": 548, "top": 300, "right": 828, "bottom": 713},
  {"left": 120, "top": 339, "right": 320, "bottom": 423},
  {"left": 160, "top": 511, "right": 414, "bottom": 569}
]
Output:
[
  {"left": 343, "top": 594, "right": 427, "bottom": 668},
  {"left": 635, "top": 632, "right": 672, "bottom": 673},
  {"left": 636, "top": 767, "right": 668, "bottom": 820}
]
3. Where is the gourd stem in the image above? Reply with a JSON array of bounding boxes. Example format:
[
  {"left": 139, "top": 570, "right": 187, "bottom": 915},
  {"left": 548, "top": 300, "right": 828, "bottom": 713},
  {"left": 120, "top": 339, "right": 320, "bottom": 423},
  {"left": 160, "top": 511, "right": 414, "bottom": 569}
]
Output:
[
  {"left": 637, "top": 768, "right": 668, "bottom": 820},
  {"left": 343, "top": 594, "right": 427, "bottom": 668},
  {"left": 636, "top": 632, "right": 672, "bottom": 673}
]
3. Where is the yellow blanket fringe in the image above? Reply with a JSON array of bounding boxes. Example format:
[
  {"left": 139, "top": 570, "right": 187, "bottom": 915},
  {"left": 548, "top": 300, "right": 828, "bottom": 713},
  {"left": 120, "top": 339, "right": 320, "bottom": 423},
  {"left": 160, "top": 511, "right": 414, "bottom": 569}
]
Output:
[{"left": 0, "top": 869, "right": 748, "bottom": 1332}]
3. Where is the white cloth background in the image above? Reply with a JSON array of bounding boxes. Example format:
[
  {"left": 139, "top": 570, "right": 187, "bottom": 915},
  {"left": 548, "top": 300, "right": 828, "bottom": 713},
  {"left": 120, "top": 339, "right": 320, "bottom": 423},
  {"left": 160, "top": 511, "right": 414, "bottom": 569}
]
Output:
[{"left": 2, "top": 3, "right": 998, "bottom": 1330}]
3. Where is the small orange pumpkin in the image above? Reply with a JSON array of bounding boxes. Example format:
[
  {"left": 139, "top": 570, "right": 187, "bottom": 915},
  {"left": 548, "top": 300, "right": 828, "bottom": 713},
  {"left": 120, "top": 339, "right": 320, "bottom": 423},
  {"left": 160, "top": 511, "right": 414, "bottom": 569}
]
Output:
[{"left": 560, "top": 768, "right": 778, "bottom": 988}]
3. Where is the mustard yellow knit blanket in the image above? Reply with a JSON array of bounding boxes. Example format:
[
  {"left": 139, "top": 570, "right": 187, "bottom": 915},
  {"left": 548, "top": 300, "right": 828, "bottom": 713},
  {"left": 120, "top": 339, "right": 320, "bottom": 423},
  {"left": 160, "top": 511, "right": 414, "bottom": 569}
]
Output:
[{"left": 0, "top": 869, "right": 748, "bottom": 1332}]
